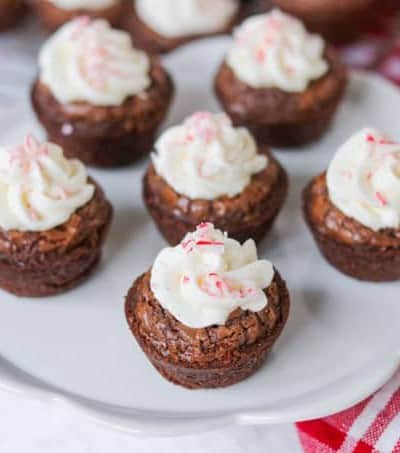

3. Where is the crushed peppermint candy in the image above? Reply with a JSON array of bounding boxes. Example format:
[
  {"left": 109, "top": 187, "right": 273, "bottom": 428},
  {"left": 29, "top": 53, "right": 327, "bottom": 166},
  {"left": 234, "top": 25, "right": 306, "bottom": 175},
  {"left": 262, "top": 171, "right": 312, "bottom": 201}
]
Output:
[
  {"left": 150, "top": 222, "right": 274, "bottom": 327},
  {"left": 181, "top": 223, "right": 225, "bottom": 253},
  {"left": 375, "top": 191, "right": 388, "bottom": 206},
  {"left": 9, "top": 133, "right": 49, "bottom": 173},
  {"left": 182, "top": 112, "right": 219, "bottom": 145},
  {"left": 199, "top": 272, "right": 257, "bottom": 299}
]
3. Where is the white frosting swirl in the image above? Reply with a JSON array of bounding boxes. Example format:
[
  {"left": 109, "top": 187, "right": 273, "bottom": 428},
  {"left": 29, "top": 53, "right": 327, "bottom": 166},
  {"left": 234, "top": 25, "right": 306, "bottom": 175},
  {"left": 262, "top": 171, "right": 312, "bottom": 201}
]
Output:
[
  {"left": 152, "top": 112, "right": 267, "bottom": 200},
  {"left": 151, "top": 223, "right": 274, "bottom": 328},
  {"left": 135, "top": 0, "right": 238, "bottom": 38},
  {"left": 226, "top": 10, "right": 328, "bottom": 92},
  {"left": 47, "top": 0, "right": 117, "bottom": 11},
  {"left": 39, "top": 17, "right": 151, "bottom": 106},
  {"left": 0, "top": 135, "right": 94, "bottom": 232},
  {"left": 327, "top": 128, "right": 400, "bottom": 231}
]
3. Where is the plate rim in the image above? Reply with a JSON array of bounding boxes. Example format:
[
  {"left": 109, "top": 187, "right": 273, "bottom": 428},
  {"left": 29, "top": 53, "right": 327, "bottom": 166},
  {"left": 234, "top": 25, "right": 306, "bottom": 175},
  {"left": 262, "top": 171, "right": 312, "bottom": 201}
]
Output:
[{"left": 0, "top": 350, "right": 398, "bottom": 436}]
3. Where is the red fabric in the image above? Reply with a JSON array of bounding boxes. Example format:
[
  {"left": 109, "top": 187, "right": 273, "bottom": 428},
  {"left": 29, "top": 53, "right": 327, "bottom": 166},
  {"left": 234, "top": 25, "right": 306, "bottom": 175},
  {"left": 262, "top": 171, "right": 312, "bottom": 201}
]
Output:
[
  {"left": 296, "top": 4, "right": 400, "bottom": 451},
  {"left": 296, "top": 370, "right": 400, "bottom": 453},
  {"left": 336, "top": 1, "right": 400, "bottom": 86}
]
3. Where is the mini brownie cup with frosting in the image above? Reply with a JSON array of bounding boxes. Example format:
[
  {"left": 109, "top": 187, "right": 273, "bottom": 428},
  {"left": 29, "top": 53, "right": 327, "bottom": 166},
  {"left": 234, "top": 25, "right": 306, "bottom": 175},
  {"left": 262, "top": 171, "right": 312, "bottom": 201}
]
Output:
[
  {"left": 0, "top": 134, "right": 113, "bottom": 297},
  {"left": 0, "top": 0, "right": 26, "bottom": 32},
  {"left": 124, "top": 0, "right": 242, "bottom": 54},
  {"left": 125, "top": 222, "right": 290, "bottom": 389},
  {"left": 272, "top": 0, "right": 376, "bottom": 44},
  {"left": 31, "top": 17, "right": 174, "bottom": 167},
  {"left": 215, "top": 10, "right": 347, "bottom": 148},
  {"left": 303, "top": 128, "right": 400, "bottom": 282},
  {"left": 144, "top": 111, "right": 288, "bottom": 245},
  {"left": 30, "top": 0, "right": 125, "bottom": 31}
]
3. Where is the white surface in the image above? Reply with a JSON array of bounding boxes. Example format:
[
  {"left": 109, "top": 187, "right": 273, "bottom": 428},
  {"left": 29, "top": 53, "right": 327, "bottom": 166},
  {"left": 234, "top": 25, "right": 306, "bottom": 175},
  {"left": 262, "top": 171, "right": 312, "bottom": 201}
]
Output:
[
  {"left": 0, "top": 20, "right": 399, "bottom": 440},
  {"left": 0, "top": 391, "right": 301, "bottom": 453}
]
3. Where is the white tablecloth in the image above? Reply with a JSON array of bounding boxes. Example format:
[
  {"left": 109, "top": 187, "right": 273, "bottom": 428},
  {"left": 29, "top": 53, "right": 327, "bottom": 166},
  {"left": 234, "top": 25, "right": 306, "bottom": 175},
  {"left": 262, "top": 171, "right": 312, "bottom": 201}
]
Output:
[{"left": 0, "top": 391, "right": 302, "bottom": 452}]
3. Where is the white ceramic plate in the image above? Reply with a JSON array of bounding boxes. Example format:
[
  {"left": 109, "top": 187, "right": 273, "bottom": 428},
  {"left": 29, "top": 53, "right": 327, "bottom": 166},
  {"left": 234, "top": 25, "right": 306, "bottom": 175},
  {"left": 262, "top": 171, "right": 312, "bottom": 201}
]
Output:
[{"left": 0, "top": 33, "right": 399, "bottom": 437}]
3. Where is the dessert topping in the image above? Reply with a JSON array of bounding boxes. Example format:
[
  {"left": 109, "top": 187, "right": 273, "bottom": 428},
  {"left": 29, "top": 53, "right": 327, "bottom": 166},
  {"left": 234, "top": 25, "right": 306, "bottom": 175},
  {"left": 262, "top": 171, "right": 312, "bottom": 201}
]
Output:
[
  {"left": 39, "top": 18, "right": 150, "bottom": 106},
  {"left": 226, "top": 9, "right": 328, "bottom": 92},
  {"left": 327, "top": 128, "right": 400, "bottom": 231},
  {"left": 0, "top": 134, "right": 94, "bottom": 231},
  {"left": 152, "top": 112, "right": 267, "bottom": 200},
  {"left": 135, "top": 0, "right": 238, "bottom": 38},
  {"left": 151, "top": 223, "right": 274, "bottom": 328}
]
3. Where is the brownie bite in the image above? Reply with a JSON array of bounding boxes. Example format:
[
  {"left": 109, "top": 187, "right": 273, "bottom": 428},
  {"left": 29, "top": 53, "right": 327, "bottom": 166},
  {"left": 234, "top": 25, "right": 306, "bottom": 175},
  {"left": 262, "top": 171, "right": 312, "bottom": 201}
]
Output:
[
  {"left": 31, "top": 17, "right": 173, "bottom": 167},
  {"left": 125, "top": 223, "right": 290, "bottom": 389},
  {"left": 144, "top": 112, "right": 288, "bottom": 245},
  {"left": 124, "top": 0, "right": 242, "bottom": 54},
  {"left": 272, "top": 0, "right": 376, "bottom": 43},
  {"left": 215, "top": 9, "right": 347, "bottom": 148},
  {"left": 30, "top": 0, "right": 125, "bottom": 31},
  {"left": 303, "top": 129, "right": 400, "bottom": 282},
  {"left": 0, "top": 135, "right": 113, "bottom": 297}
]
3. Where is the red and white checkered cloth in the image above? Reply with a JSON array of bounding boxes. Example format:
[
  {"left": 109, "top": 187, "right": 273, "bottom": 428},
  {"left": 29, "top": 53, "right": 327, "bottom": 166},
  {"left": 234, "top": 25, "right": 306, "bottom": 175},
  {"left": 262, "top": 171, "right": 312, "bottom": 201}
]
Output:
[
  {"left": 296, "top": 370, "right": 400, "bottom": 453},
  {"left": 337, "top": 1, "right": 400, "bottom": 86},
  {"left": 295, "top": 3, "right": 400, "bottom": 452}
]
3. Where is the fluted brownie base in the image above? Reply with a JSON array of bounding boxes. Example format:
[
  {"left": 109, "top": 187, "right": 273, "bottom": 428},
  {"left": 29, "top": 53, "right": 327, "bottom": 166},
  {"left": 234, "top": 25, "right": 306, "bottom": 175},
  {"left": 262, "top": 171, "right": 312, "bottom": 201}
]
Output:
[
  {"left": 215, "top": 51, "right": 347, "bottom": 149},
  {"left": 303, "top": 175, "right": 400, "bottom": 282},
  {"left": 31, "top": 60, "right": 174, "bottom": 167},
  {"left": 0, "top": 183, "right": 113, "bottom": 297},
  {"left": 143, "top": 149, "right": 288, "bottom": 245},
  {"left": 234, "top": 105, "right": 339, "bottom": 148},
  {"left": 125, "top": 270, "right": 290, "bottom": 389},
  {"left": 272, "top": 0, "right": 377, "bottom": 44},
  {"left": 43, "top": 123, "right": 160, "bottom": 168}
]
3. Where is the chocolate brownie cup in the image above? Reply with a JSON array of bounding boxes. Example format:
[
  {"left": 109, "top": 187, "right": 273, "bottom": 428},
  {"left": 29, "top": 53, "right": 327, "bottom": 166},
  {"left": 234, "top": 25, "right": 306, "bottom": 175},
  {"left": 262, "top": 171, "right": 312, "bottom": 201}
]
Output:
[
  {"left": 0, "top": 135, "right": 113, "bottom": 297},
  {"left": 31, "top": 17, "right": 173, "bottom": 167},
  {"left": 215, "top": 10, "right": 347, "bottom": 148},
  {"left": 144, "top": 112, "right": 288, "bottom": 245},
  {"left": 0, "top": 0, "right": 26, "bottom": 31},
  {"left": 30, "top": 0, "right": 124, "bottom": 31},
  {"left": 272, "top": 0, "right": 376, "bottom": 43},
  {"left": 124, "top": 0, "right": 242, "bottom": 54},
  {"left": 125, "top": 223, "right": 290, "bottom": 389},
  {"left": 303, "top": 128, "right": 400, "bottom": 282}
]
